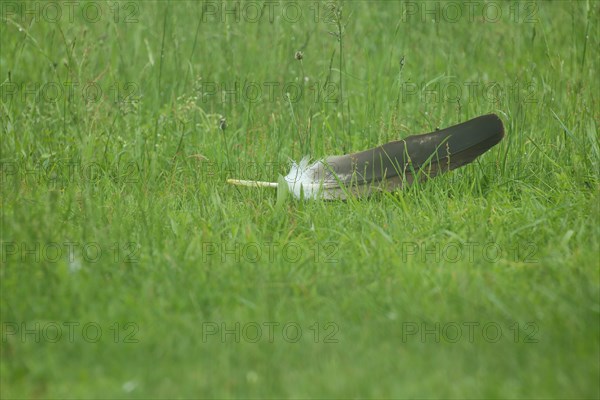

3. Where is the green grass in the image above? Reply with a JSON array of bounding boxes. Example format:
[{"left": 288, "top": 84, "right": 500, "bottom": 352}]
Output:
[{"left": 1, "top": 0, "right": 599, "bottom": 398}]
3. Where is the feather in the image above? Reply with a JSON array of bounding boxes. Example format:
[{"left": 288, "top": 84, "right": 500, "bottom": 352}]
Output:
[{"left": 227, "top": 113, "right": 505, "bottom": 200}]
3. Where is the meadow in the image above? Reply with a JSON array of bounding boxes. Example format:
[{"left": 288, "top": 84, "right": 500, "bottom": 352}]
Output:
[{"left": 1, "top": 0, "right": 599, "bottom": 398}]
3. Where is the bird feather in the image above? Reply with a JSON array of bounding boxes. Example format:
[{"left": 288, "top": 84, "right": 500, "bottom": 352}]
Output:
[{"left": 227, "top": 114, "right": 505, "bottom": 200}]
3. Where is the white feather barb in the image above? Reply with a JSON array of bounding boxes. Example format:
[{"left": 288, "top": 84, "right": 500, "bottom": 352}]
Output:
[{"left": 284, "top": 157, "right": 332, "bottom": 200}]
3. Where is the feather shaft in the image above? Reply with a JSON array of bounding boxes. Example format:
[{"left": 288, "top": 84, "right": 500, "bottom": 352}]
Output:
[{"left": 226, "top": 179, "right": 278, "bottom": 188}]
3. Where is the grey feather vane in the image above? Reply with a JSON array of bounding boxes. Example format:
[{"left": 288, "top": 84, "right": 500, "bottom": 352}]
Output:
[{"left": 227, "top": 114, "right": 505, "bottom": 200}]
